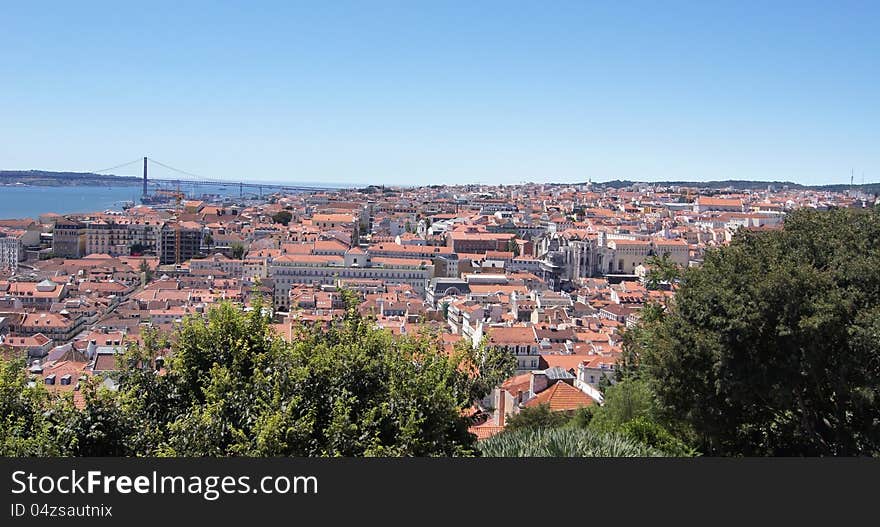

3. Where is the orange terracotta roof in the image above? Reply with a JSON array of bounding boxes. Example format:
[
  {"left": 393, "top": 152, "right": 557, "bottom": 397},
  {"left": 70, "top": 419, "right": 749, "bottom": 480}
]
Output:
[
  {"left": 524, "top": 380, "right": 594, "bottom": 411},
  {"left": 469, "top": 424, "right": 505, "bottom": 440}
]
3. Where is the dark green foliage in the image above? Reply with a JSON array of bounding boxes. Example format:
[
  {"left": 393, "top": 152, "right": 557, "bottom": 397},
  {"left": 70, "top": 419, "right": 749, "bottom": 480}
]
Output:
[
  {"left": 643, "top": 253, "right": 681, "bottom": 290},
  {"left": 583, "top": 378, "right": 696, "bottom": 456},
  {"left": 631, "top": 207, "right": 880, "bottom": 455},
  {"left": 138, "top": 259, "right": 153, "bottom": 283},
  {"left": 566, "top": 406, "right": 595, "bottom": 429},
  {"left": 618, "top": 417, "right": 697, "bottom": 457},
  {"left": 271, "top": 210, "right": 292, "bottom": 226},
  {"left": 589, "top": 378, "right": 658, "bottom": 432},
  {"left": 231, "top": 243, "right": 245, "bottom": 259},
  {"left": 0, "top": 358, "right": 67, "bottom": 456},
  {"left": 0, "top": 295, "right": 514, "bottom": 457},
  {"left": 504, "top": 403, "right": 570, "bottom": 431},
  {"left": 507, "top": 238, "right": 520, "bottom": 257}
]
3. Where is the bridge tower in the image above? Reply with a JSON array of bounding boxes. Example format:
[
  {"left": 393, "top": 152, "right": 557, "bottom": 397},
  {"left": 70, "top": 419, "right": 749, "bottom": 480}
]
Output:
[{"left": 142, "top": 157, "right": 148, "bottom": 197}]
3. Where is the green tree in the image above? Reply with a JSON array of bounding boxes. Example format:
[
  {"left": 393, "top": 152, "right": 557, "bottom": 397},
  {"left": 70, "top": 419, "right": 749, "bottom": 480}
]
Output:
[
  {"left": 632, "top": 207, "right": 880, "bottom": 456},
  {"left": 504, "top": 403, "right": 570, "bottom": 431},
  {"left": 643, "top": 253, "right": 681, "bottom": 290},
  {"left": 589, "top": 378, "right": 658, "bottom": 433},
  {"left": 583, "top": 377, "right": 694, "bottom": 455},
  {"left": 0, "top": 357, "right": 69, "bottom": 456},
  {"left": 507, "top": 238, "right": 520, "bottom": 257},
  {"left": 618, "top": 417, "right": 697, "bottom": 457},
  {"left": 107, "top": 294, "right": 513, "bottom": 456},
  {"left": 272, "top": 210, "right": 292, "bottom": 226},
  {"left": 138, "top": 259, "right": 153, "bottom": 283},
  {"left": 231, "top": 243, "right": 245, "bottom": 259},
  {"left": 566, "top": 406, "right": 595, "bottom": 429}
]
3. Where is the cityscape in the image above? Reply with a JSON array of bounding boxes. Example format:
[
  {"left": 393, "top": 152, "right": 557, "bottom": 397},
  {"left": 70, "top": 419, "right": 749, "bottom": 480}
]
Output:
[
  {"left": 2, "top": 172, "right": 877, "bottom": 456},
  {"left": 1, "top": 2, "right": 878, "bottom": 467}
]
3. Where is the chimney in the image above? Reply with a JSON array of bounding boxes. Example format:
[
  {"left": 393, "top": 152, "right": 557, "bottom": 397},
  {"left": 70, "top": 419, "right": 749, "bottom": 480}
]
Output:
[
  {"left": 496, "top": 387, "right": 506, "bottom": 428},
  {"left": 530, "top": 371, "right": 549, "bottom": 395},
  {"left": 377, "top": 297, "right": 385, "bottom": 316},
  {"left": 86, "top": 340, "right": 97, "bottom": 359}
]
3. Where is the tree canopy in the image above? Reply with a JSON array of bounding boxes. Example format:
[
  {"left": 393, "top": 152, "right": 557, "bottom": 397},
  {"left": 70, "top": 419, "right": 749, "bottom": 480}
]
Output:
[
  {"left": 1, "top": 294, "right": 514, "bottom": 457},
  {"left": 503, "top": 403, "right": 571, "bottom": 431},
  {"left": 271, "top": 210, "right": 292, "bottom": 226},
  {"left": 627, "top": 207, "right": 880, "bottom": 455}
]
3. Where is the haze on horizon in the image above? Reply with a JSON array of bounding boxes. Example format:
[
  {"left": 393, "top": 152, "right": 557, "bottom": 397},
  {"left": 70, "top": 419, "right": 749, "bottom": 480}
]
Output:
[{"left": 1, "top": 1, "right": 877, "bottom": 187}]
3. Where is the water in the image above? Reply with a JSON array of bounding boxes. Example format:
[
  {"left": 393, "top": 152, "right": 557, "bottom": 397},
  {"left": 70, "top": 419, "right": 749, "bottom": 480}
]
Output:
[
  {"left": 0, "top": 181, "right": 354, "bottom": 220},
  {"left": 0, "top": 185, "right": 143, "bottom": 219}
]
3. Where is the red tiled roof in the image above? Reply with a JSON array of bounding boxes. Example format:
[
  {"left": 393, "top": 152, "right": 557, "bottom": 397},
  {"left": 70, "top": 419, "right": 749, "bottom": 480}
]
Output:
[
  {"left": 469, "top": 423, "right": 505, "bottom": 440},
  {"left": 524, "top": 381, "right": 594, "bottom": 411}
]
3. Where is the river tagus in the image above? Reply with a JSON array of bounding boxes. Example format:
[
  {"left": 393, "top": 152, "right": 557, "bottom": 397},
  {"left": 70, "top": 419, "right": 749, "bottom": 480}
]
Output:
[
  {"left": 0, "top": 185, "right": 144, "bottom": 219},
  {"left": 0, "top": 181, "right": 350, "bottom": 219}
]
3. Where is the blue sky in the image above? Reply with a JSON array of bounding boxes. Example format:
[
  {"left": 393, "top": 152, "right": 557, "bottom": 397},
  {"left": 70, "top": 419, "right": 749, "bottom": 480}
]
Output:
[{"left": 1, "top": 1, "right": 877, "bottom": 186}]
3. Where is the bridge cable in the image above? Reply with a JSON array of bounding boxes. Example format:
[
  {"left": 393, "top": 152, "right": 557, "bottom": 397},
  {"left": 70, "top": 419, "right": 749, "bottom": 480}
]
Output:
[
  {"left": 90, "top": 158, "right": 144, "bottom": 174},
  {"left": 147, "top": 158, "right": 224, "bottom": 183}
]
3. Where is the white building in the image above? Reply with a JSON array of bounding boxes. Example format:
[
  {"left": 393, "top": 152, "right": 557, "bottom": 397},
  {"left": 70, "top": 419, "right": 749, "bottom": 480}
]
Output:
[
  {"left": 269, "top": 249, "right": 433, "bottom": 310},
  {"left": 0, "top": 232, "right": 23, "bottom": 270}
]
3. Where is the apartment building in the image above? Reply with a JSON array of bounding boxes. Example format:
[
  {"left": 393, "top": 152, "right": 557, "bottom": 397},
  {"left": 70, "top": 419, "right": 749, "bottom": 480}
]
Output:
[
  {"left": 446, "top": 226, "right": 516, "bottom": 254},
  {"left": 0, "top": 231, "right": 23, "bottom": 270},
  {"left": 0, "top": 280, "right": 68, "bottom": 309},
  {"left": 189, "top": 253, "right": 245, "bottom": 277},
  {"left": 367, "top": 243, "right": 459, "bottom": 277},
  {"left": 484, "top": 326, "right": 541, "bottom": 373},
  {"left": 269, "top": 249, "right": 433, "bottom": 310},
  {"left": 159, "top": 222, "right": 204, "bottom": 265},
  {"left": 86, "top": 220, "right": 130, "bottom": 256},
  {"left": 86, "top": 219, "right": 164, "bottom": 257},
  {"left": 52, "top": 218, "right": 87, "bottom": 258}
]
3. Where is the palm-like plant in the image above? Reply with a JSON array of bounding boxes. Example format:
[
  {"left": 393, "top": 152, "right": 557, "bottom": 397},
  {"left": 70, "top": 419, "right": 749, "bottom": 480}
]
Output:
[{"left": 478, "top": 427, "right": 668, "bottom": 457}]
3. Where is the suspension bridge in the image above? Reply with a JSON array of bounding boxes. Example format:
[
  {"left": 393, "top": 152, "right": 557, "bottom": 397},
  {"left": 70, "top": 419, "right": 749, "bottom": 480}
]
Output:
[{"left": 91, "top": 157, "right": 343, "bottom": 202}]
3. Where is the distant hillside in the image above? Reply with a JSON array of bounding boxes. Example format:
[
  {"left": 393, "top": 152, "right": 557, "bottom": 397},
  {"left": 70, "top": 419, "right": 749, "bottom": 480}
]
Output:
[
  {"left": 594, "top": 179, "right": 880, "bottom": 194},
  {"left": 0, "top": 170, "right": 141, "bottom": 187},
  {"left": 2, "top": 169, "right": 878, "bottom": 194}
]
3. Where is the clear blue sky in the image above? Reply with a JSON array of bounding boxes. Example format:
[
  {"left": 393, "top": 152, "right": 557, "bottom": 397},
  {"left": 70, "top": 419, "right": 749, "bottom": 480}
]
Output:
[{"left": 1, "top": 1, "right": 877, "bottom": 186}]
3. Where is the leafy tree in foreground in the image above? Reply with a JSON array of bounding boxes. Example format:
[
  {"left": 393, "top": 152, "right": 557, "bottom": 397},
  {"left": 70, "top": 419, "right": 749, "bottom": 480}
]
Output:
[
  {"left": 643, "top": 253, "right": 682, "bottom": 290},
  {"left": 589, "top": 378, "right": 658, "bottom": 433},
  {"left": 630, "top": 207, "right": 880, "bottom": 456},
  {"left": 112, "top": 293, "right": 514, "bottom": 456},
  {"left": 0, "top": 293, "right": 514, "bottom": 457},
  {"left": 0, "top": 358, "right": 67, "bottom": 456}
]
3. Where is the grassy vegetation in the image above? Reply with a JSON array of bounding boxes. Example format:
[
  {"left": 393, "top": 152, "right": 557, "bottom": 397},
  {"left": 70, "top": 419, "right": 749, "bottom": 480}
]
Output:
[{"left": 478, "top": 427, "right": 668, "bottom": 457}]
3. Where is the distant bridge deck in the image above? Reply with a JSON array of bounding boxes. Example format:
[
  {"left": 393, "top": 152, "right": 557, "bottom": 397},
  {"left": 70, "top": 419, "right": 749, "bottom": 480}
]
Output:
[{"left": 149, "top": 178, "right": 344, "bottom": 193}]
